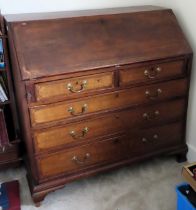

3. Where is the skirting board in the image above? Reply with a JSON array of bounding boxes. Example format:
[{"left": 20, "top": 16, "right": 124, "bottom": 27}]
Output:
[{"left": 187, "top": 143, "right": 196, "bottom": 162}]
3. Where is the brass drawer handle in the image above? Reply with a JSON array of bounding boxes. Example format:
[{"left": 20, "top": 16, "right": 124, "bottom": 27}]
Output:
[
  {"left": 68, "top": 104, "right": 88, "bottom": 116},
  {"left": 145, "top": 88, "right": 162, "bottom": 100},
  {"left": 70, "top": 127, "right": 89, "bottom": 139},
  {"left": 72, "top": 153, "right": 90, "bottom": 165},
  {"left": 144, "top": 66, "right": 161, "bottom": 79},
  {"left": 67, "top": 80, "right": 87, "bottom": 93},
  {"left": 143, "top": 110, "right": 160, "bottom": 120},
  {"left": 142, "top": 134, "right": 159, "bottom": 143}
]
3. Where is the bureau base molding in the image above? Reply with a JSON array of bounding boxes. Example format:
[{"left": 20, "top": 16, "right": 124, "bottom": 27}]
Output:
[{"left": 27, "top": 144, "right": 187, "bottom": 205}]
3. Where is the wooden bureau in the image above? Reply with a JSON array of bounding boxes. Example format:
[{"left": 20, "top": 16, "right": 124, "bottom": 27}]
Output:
[{"left": 5, "top": 6, "right": 193, "bottom": 205}]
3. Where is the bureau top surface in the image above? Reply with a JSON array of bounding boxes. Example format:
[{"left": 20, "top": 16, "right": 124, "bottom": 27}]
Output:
[{"left": 6, "top": 6, "right": 192, "bottom": 80}]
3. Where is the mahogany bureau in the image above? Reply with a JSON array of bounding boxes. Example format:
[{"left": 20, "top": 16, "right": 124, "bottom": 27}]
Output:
[{"left": 5, "top": 6, "right": 193, "bottom": 205}]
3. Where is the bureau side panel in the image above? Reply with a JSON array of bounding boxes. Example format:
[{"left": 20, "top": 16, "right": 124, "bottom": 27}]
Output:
[{"left": 6, "top": 22, "right": 39, "bottom": 182}]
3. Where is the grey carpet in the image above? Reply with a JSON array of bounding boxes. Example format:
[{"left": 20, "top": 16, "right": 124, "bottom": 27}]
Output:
[{"left": 0, "top": 157, "right": 184, "bottom": 210}]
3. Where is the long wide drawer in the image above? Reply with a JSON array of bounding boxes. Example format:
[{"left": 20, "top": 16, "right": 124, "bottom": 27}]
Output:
[
  {"left": 30, "top": 78, "right": 187, "bottom": 126},
  {"left": 37, "top": 122, "right": 183, "bottom": 179},
  {"left": 33, "top": 99, "right": 186, "bottom": 153},
  {"left": 37, "top": 135, "right": 128, "bottom": 179}
]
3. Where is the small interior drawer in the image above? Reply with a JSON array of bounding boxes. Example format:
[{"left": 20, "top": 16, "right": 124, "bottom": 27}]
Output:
[{"left": 119, "top": 59, "right": 185, "bottom": 86}]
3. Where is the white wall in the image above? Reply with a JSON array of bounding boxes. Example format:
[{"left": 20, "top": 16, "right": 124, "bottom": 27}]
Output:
[
  {"left": 153, "top": 0, "right": 196, "bottom": 162},
  {"left": 0, "top": 0, "right": 157, "bottom": 14},
  {"left": 0, "top": 0, "right": 196, "bottom": 161}
]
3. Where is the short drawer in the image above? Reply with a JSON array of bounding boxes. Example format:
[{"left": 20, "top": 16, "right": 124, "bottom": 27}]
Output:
[
  {"left": 119, "top": 59, "right": 185, "bottom": 86},
  {"left": 37, "top": 135, "right": 128, "bottom": 179},
  {"left": 34, "top": 115, "right": 123, "bottom": 153},
  {"left": 33, "top": 98, "right": 185, "bottom": 153},
  {"left": 30, "top": 71, "right": 114, "bottom": 102},
  {"left": 30, "top": 79, "right": 187, "bottom": 126},
  {"left": 131, "top": 122, "right": 183, "bottom": 154}
]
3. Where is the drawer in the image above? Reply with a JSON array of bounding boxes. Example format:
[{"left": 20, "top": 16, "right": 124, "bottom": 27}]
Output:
[
  {"left": 34, "top": 115, "right": 123, "bottom": 153},
  {"left": 37, "top": 122, "right": 183, "bottom": 179},
  {"left": 30, "top": 72, "right": 114, "bottom": 103},
  {"left": 37, "top": 135, "right": 128, "bottom": 179},
  {"left": 119, "top": 98, "right": 186, "bottom": 129},
  {"left": 119, "top": 59, "right": 185, "bottom": 86},
  {"left": 30, "top": 78, "right": 187, "bottom": 126},
  {"left": 33, "top": 99, "right": 185, "bottom": 153},
  {"left": 131, "top": 122, "right": 183, "bottom": 154}
]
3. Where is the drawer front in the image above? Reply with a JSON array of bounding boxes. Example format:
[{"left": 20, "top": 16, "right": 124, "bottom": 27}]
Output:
[
  {"left": 118, "top": 98, "right": 185, "bottom": 129},
  {"left": 120, "top": 60, "right": 185, "bottom": 86},
  {"left": 34, "top": 115, "right": 123, "bottom": 152},
  {"left": 33, "top": 99, "right": 185, "bottom": 152},
  {"left": 37, "top": 136, "right": 128, "bottom": 179},
  {"left": 37, "top": 122, "right": 183, "bottom": 179},
  {"left": 34, "top": 72, "right": 114, "bottom": 102},
  {"left": 30, "top": 79, "right": 187, "bottom": 126},
  {"left": 131, "top": 122, "right": 183, "bottom": 154}
]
